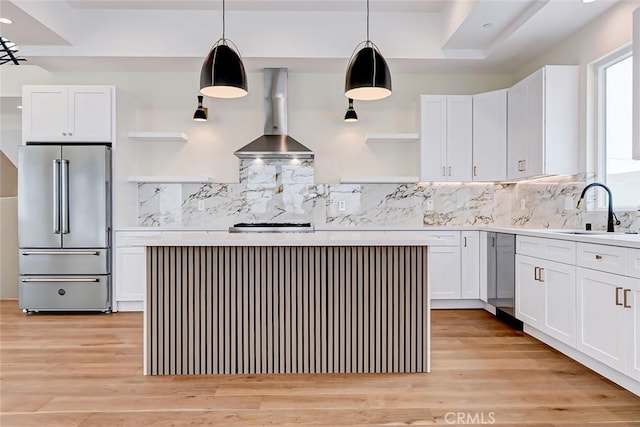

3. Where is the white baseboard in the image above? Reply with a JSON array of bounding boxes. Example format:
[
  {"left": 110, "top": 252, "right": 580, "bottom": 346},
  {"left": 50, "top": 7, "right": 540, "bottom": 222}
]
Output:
[
  {"left": 114, "top": 300, "right": 143, "bottom": 312},
  {"left": 431, "top": 299, "right": 486, "bottom": 309}
]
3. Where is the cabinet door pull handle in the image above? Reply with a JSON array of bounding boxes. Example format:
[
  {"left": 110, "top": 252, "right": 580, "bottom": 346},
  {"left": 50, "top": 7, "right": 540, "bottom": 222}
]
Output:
[
  {"left": 623, "top": 289, "right": 631, "bottom": 308},
  {"left": 521, "top": 160, "right": 526, "bottom": 171},
  {"left": 491, "top": 237, "right": 495, "bottom": 247},
  {"left": 615, "top": 287, "right": 623, "bottom": 306},
  {"left": 448, "top": 166, "right": 452, "bottom": 176},
  {"left": 463, "top": 236, "right": 467, "bottom": 247},
  {"left": 442, "top": 166, "right": 446, "bottom": 176},
  {"left": 595, "top": 254, "right": 603, "bottom": 260},
  {"left": 534, "top": 266, "right": 540, "bottom": 281},
  {"left": 538, "top": 267, "right": 545, "bottom": 282},
  {"left": 473, "top": 166, "right": 477, "bottom": 177}
]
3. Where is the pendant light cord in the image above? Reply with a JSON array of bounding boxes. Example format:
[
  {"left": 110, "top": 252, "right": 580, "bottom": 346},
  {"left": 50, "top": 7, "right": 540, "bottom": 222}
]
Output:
[
  {"left": 366, "top": 0, "right": 370, "bottom": 42},
  {"left": 222, "top": 0, "right": 226, "bottom": 40}
]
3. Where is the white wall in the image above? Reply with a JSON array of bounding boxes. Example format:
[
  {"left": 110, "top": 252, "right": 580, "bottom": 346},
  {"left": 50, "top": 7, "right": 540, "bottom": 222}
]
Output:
[
  {"left": 514, "top": 1, "right": 638, "bottom": 175},
  {"left": 0, "top": 197, "right": 18, "bottom": 299}
]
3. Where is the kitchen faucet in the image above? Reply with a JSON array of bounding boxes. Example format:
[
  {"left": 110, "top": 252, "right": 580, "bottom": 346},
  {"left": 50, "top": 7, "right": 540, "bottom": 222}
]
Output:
[{"left": 576, "top": 182, "right": 620, "bottom": 232}]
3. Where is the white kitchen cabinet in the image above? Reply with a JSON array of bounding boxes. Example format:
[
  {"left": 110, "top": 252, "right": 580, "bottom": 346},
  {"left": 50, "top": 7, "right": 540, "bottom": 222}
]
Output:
[
  {"left": 507, "top": 66, "right": 578, "bottom": 180},
  {"left": 472, "top": 89, "right": 507, "bottom": 182},
  {"left": 422, "top": 231, "right": 464, "bottom": 301},
  {"left": 22, "top": 85, "right": 113, "bottom": 143},
  {"left": 114, "top": 231, "right": 160, "bottom": 312},
  {"left": 420, "top": 95, "right": 472, "bottom": 182},
  {"left": 516, "top": 255, "right": 543, "bottom": 326},
  {"left": 627, "top": 286, "right": 640, "bottom": 381},
  {"left": 516, "top": 253, "right": 576, "bottom": 347},
  {"left": 429, "top": 245, "right": 461, "bottom": 299},
  {"left": 114, "top": 246, "right": 146, "bottom": 312},
  {"left": 461, "top": 231, "right": 480, "bottom": 299},
  {"left": 576, "top": 267, "right": 632, "bottom": 374}
]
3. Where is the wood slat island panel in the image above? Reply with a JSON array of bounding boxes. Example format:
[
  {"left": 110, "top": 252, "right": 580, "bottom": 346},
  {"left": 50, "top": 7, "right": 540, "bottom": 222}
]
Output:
[{"left": 146, "top": 245, "right": 429, "bottom": 375}]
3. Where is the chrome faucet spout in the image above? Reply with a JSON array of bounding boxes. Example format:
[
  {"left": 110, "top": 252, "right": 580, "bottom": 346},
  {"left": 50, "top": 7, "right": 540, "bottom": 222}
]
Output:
[{"left": 576, "top": 182, "right": 617, "bottom": 232}]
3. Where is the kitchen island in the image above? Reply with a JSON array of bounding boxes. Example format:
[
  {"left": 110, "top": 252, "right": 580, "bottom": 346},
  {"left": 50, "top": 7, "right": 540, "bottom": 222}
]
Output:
[{"left": 134, "top": 231, "right": 441, "bottom": 376}]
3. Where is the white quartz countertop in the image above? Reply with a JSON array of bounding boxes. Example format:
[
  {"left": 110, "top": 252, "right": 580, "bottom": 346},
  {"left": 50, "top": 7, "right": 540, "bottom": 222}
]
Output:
[
  {"left": 477, "top": 227, "right": 640, "bottom": 249},
  {"left": 119, "top": 226, "right": 640, "bottom": 249},
  {"left": 130, "top": 231, "right": 448, "bottom": 247}
]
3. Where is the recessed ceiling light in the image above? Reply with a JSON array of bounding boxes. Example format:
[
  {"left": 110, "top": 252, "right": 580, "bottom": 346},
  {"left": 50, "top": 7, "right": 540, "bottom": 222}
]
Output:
[
  {"left": 0, "top": 17, "right": 13, "bottom": 24},
  {"left": 17, "top": 105, "right": 23, "bottom": 109},
  {"left": 482, "top": 23, "right": 494, "bottom": 29},
  {"left": 581, "top": 0, "right": 595, "bottom": 3}
]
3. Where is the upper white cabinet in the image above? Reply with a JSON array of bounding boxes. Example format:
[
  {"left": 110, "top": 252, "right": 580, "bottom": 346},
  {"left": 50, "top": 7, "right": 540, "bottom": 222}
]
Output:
[
  {"left": 507, "top": 66, "right": 578, "bottom": 180},
  {"left": 420, "top": 95, "right": 472, "bottom": 182},
  {"left": 472, "top": 89, "right": 507, "bottom": 182},
  {"left": 22, "top": 85, "right": 113, "bottom": 143}
]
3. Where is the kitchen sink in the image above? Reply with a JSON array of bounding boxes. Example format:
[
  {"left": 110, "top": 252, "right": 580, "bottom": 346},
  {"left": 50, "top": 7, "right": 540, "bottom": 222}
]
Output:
[{"left": 551, "top": 230, "right": 612, "bottom": 235}]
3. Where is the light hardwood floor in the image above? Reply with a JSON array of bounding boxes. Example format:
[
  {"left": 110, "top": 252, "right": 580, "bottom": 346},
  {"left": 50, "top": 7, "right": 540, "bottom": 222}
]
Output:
[{"left": 1, "top": 299, "right": 639, "bottom": 426}]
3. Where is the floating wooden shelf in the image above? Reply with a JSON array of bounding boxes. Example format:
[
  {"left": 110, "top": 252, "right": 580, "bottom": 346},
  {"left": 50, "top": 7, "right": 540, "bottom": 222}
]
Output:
[
  {"left": 365, "top": 133, "right": 419, "bottom": 142},
  {"left": 340, "top": 176, "right": 420, "bottom": 184},
  {"left": 128, "top": 132, "right": 188, "bottom": 142},
  {"left": 127, "top": 176, "right": 214, "bottom": 183}
]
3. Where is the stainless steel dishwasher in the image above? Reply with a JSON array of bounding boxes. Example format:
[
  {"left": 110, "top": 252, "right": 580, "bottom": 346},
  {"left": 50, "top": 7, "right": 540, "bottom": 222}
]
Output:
[{"left": 486, "top": 232, "right": 523, "bottom": 329}]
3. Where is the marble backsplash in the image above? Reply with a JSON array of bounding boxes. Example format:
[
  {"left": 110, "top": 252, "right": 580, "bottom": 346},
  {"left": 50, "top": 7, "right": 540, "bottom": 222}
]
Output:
[{"left": 137, "top": 161, "right": 640, "bottom": 231}]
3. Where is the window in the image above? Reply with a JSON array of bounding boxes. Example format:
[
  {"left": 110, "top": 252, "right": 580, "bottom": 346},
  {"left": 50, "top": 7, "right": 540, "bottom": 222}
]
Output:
[{"left": 597, "top": 48, "right": 640, "bottom": 209}]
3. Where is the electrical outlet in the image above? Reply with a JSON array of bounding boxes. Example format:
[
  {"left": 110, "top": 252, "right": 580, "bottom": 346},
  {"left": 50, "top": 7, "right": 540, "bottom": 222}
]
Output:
[
  {"left": 338, "top": 200, "right": 346, "bottom": 212},
  {"left": 520, "top": 199, "right": 526, "bottom": 210},
  {"left": 426, "top": 199, "right": 434, "bottom": 211},
  {"left": 564, "top": 196, "right": 574, "bottom": 211},
  {"left": 197, "top": 200, "right": 205, "bottom": 211}
]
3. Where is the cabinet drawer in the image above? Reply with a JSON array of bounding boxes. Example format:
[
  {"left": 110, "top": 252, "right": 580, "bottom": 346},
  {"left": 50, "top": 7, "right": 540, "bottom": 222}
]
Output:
[
  {"left": 421, "top": 231, "right": 460, "bottom": 246},
  {"left": 19, "top": 276, "right": 110, "bottom": 311},
  {"left": 115, "top": 231, "right": 162, "bottom": 247},
  {"left": 19, "top": 249, "right": 110, "bottom": 275},
  {"left": 628, "top": 248, "right": 640, "bottom": 279},
  {"left": 516, "top": 236, "right": 576, "bottom": 264},
  {"left": 577, "top": 243, "right": 627, "bottom": 276}
]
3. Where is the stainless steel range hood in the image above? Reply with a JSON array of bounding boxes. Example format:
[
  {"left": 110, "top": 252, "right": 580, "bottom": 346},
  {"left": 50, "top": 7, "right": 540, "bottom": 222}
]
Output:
[{"left": 234, "top": 68, "right": 313, "bottom": 160}]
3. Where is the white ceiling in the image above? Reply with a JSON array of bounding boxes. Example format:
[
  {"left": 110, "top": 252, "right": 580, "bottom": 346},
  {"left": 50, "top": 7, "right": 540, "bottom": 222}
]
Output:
[{"left": 0, "top": 0, "right": 628, "bottom": 74}]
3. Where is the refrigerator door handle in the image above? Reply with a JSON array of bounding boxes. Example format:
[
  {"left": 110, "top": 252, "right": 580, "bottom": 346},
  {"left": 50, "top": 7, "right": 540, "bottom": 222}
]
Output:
[
  {"left": 61, "top": 159, "right": 70, "bottom": 234},
  {"left": 53, "top": 159, "right": 61, "bottom": 234},
  {"left": 21, "top": 250, "right": 101, "bottom": 256},
  {"left": 21, "top": 278, "right": 100, "bottom": 283}
]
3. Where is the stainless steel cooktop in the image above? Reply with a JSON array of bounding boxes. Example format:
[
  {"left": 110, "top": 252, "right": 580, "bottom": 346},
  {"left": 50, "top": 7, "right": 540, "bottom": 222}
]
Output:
[{"left": 229, "top": 222, "right": 315, "bottom": 233}]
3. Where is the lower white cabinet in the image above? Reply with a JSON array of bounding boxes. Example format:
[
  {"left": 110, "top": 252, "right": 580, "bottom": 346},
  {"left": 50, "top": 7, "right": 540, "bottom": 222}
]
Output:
[
  {"left": 516, "top": 254, "right": 576, "bottom": 346},
  {"left": 114, "top": 246, "right": 146, "bottom": 312},
  {"left": 576, "top": 267, "right": 639, "bottom": 380},
  {"left": 428, "top": 231, "right": 479, "bottom": 301},
  {"left": 628, "top": 286, "right": 640, "bottom": 381},
  {"left": 461, "top": 231, "right": 480, "bottom": 299},
  {"left": 429, "top": 245, "right": 461, "bottom": 299},
  {"left": 113, "top": 231, "right": 159, "bottom": 312}
]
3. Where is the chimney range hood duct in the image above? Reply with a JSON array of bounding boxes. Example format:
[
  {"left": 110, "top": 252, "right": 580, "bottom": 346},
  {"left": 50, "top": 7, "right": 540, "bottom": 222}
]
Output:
[{"left": 234, "top": 68, "right": 314, "bottom": 160}]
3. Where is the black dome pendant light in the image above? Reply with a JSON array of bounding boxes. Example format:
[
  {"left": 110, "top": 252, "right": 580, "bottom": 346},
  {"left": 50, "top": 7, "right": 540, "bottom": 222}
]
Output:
[
  {"left": 345, "top": 0, "right": 392, "bottom": 101},
  {"left": 193, "top": 95, "right": 208, "bottom": 121},
  {"left": 200, "top": 0, "right": 248, "bottom": 98},
  {"left": 344, "top": 98, "right": 358, "bottom": 122}
]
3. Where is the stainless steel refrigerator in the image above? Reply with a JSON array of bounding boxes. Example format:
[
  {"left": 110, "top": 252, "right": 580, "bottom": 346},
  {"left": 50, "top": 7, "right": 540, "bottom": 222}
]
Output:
[{"left": 18, "top": 144, "right": 112, "bottom": 313}]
